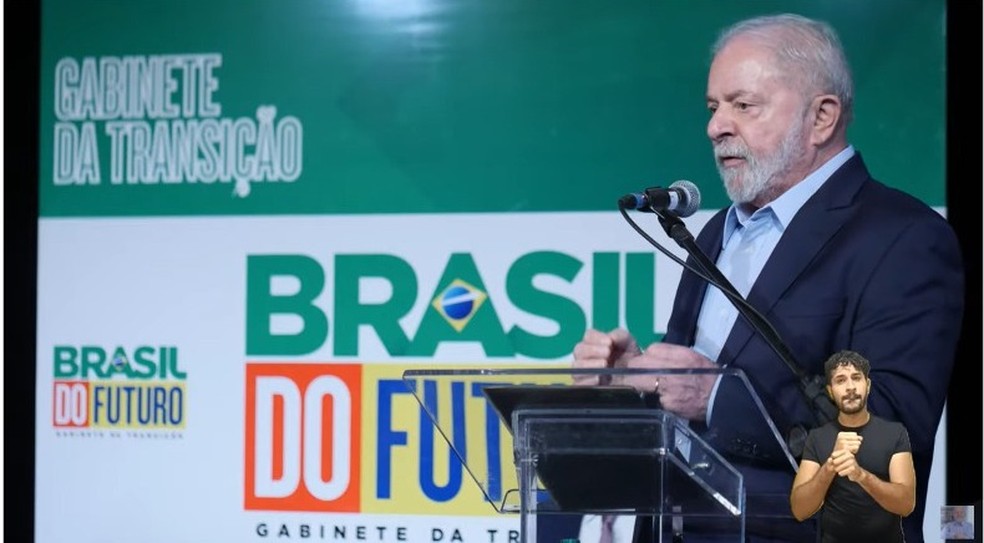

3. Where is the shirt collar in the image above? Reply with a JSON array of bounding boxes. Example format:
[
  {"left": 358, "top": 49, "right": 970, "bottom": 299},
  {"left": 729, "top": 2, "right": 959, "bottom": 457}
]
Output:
[{"left": 721, "top": 145, "right": 856, "bottom": 244}]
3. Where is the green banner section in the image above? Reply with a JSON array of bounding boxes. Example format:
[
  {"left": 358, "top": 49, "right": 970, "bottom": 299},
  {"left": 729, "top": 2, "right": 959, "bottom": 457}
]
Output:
[{"left": 39, "top": 0, "right": 945, "bottom": 216}]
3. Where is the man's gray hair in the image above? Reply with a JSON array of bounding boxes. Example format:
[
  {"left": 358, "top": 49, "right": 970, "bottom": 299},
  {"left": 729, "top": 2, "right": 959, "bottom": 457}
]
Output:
[{"left": 713, "top": 13, "right": 854, "bottom": 125}]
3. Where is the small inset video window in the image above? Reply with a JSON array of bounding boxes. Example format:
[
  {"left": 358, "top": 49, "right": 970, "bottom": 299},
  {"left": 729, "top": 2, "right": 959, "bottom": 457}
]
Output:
[{"left": 941, "top": 505, "right": 975, "bottom": 541}]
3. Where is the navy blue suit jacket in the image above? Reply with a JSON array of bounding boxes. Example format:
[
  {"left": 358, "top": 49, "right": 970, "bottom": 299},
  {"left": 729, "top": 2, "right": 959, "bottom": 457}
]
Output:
[{"left": 662, "top": 153, "right": 964, "bottom": 542}]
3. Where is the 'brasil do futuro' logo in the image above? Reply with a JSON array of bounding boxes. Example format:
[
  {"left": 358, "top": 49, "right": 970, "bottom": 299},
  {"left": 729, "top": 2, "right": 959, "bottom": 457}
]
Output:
[
  {"left": 242, "top": 250, "right": 672, "bottom": 521},
  {"left": 51, "top": 345, "right": 187, "bottom": 431}
]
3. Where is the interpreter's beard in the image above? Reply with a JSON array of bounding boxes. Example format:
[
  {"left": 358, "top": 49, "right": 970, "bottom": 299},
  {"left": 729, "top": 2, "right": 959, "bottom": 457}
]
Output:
[
  {"left": 838, "top": 392, "right": 867, "bottom": 415},
  {"left": 714, "top": 114, "right": 807, "bottom": 205}
]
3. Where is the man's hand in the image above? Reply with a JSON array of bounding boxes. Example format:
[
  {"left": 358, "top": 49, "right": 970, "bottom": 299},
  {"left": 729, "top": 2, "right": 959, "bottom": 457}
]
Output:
[
  {"left": 829, "top": 448, "right": 868, "bottom": 483},
  {"left": 833, "top": 431, "right": 863, "bottom": 454},
  {"left": 571, "top": 328, "right": 640, "bottom": 385},
  {"left": 620, "top": 343, "right": 717, "bottom": 421}
]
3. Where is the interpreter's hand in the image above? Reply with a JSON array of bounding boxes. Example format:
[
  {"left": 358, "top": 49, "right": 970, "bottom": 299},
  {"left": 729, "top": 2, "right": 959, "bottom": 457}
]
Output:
[
  {"left": 571, "top": 328, "right": 640, "bottom": 385},
  {"left": 829, "top": 448, "right": 868, "bottom": 483},
  {"left": 619, "top": 343, "right": 717, "bottom": 421},
  {"left": 833, "top": 431, "right": 862, "bottom": 454}
]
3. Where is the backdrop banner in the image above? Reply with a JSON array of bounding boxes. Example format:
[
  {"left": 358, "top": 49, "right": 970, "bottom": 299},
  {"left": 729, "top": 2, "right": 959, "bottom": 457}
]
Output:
[{"left": 36, "top": 1, "right": 947, "bottom": 542}]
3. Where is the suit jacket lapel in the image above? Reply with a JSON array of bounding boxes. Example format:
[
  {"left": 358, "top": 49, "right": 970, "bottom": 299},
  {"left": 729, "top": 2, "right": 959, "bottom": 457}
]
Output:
[{"left": 715, "top": 154, "right": 871, "bottom": 368}]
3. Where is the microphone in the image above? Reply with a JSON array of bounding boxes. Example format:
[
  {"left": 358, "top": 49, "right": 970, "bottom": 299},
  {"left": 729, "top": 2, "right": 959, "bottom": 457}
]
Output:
[{"left": 618, "top": 180, "right": 701, "bottom": 217}]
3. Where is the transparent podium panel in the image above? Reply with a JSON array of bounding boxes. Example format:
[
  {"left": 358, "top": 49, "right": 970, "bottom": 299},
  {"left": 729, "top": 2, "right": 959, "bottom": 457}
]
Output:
[{"left": 401, "top": 367, "right": 798, "bottom": 542}]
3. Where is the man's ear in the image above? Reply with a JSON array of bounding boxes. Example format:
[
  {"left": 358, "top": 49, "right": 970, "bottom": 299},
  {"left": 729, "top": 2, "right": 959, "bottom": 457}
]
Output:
[
  {"left": 809, "top": 94, "right": 842, "bottom": 146},
  {"left": 826, "top": 384, "right": 833, "bottom": 398}
]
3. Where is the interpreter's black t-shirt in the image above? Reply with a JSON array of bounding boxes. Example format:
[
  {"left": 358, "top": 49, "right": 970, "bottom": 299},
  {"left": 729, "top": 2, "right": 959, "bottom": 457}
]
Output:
[{"left": 802, "top": 415, "right": 911, "bottom": 543}]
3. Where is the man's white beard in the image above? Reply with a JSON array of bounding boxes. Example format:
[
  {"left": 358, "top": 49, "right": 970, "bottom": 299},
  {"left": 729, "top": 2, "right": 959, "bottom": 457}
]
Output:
[{"left": 715, "top": 114, "right": 807, "bottom": 205}]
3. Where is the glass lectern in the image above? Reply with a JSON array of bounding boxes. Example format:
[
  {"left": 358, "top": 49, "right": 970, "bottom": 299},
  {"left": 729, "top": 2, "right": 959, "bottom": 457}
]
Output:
[{"left": 402, "top": 366, "right": 797, "bottom": 543}]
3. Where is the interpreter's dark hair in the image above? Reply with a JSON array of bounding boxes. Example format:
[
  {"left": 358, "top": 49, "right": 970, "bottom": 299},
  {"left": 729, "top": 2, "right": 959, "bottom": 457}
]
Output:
[
  {"left": 823, "top": 349, "right": 871, "bottom": 382},
  {"left": 713, "top": 13, "right": 854, "bottom": 125}
]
